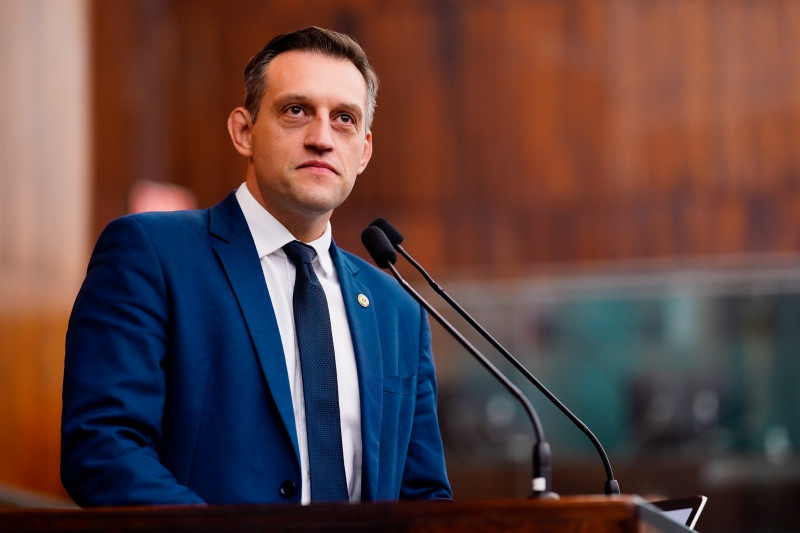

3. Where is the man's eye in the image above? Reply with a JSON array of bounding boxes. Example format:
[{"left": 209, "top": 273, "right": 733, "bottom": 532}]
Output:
[
  {"left": 338, "top": 114, "right": 354, "bottom": 125},
  {"left": 287, "top": 106, "right": 303, "bottom": 115}
]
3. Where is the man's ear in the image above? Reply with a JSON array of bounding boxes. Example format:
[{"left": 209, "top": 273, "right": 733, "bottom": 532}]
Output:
[
  {"left": 227, "top": 107, "right": 254, "bottom": 157},
  {"left": 357, "top": 130, "right": 373, "bottom": 175}
]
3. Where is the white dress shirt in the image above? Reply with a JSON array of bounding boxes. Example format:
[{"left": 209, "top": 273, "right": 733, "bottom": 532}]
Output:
[{"left": 235, "top": 184, "right": 362, "bottom": 504}]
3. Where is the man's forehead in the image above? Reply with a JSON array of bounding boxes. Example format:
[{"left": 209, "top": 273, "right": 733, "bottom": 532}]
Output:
[
  {"left": 267, "top": 51, "right": 365, "bottom": 91},
  {"left": 263, "top": 51, "right": 368, "bottom": 112}
]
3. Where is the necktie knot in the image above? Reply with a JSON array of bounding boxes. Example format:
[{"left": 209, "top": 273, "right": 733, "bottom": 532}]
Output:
[{"left": 284, "top": 241, "right": 317, "bottom": 266}]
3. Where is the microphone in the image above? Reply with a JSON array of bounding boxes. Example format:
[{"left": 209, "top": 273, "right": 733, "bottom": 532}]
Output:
[
  {"left": 369, "top": 218, "right": 621, "bottom": 496},
  {"left": 361, "top": 226, "right": 558, "bottom": 499}
]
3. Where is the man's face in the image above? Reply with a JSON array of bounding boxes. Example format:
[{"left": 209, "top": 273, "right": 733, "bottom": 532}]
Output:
[{"left": 244, "top": 50, "right": 372, "bottom": 233}]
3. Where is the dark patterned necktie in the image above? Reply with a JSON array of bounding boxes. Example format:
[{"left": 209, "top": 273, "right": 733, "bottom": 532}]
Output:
[{"left": 283, "top": 241, "right": 348, "bottom": 502}]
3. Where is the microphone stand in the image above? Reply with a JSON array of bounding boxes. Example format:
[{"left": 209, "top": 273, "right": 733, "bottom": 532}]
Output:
[
  {"left": 383, "top": 259, "right": 559, "bottom": 499},
  {"left": 372, "top": 220, "right": 620, "bottom": 495},
  {"left": 362, "top": 225, "right": 557, "bottom": 498}
]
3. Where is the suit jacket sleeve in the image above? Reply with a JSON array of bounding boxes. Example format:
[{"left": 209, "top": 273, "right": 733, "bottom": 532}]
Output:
[
  {"left": 61, "top": 216, "right": 205, "bottom": 506},
  {"left": 400, "top": 308, "right": 452, "bottom": 500}
]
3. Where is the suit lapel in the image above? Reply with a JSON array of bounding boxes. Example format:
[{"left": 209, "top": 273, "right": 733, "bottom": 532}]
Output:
[
  {"left": 208, "top": 197, "right": 382, "bottom": 497},
  {"left": 208, "top": 193, "right": 299, "bottom": 456},
  {"left": 331, "top": 245, "right": 383, "bottom": 502}
]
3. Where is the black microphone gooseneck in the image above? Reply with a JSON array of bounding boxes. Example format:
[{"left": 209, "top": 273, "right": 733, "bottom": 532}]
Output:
[
  {"left": 361, "top": 226, "right": 558, "bottom": 499},
  {"left": 369, "top": 218, "right": 620, "bottom": 496}
]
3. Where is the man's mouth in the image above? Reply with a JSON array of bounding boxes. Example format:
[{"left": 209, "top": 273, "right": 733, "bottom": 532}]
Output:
[{"left": 298, "top": 160, "right": 338, "bottom": 175}]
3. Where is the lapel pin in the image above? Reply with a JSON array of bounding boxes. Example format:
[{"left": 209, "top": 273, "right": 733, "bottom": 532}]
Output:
[{"left": 357, "top": 294, "right": 370, "bottom": 308}]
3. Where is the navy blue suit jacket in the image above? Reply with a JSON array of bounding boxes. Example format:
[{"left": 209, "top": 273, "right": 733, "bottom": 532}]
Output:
[{"left": 61, "top": 192, "right": 451, "bottom": 506}]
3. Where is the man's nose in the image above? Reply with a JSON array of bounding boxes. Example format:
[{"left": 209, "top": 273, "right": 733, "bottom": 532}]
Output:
[{"left": 304, "top": 116, "right": 335, "bottom": 151}]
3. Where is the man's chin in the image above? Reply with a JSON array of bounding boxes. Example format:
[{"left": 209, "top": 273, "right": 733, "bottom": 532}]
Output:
[
  {"left": 295, "top": 184, "right": 351, "bottom": 211},
  {"left": 293, "top": 195, "right": 347, "bottom": 218}
]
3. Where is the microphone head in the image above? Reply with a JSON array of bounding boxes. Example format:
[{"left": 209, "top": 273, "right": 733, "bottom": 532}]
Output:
[
  {"left": 361, "top": 226, "right": 397, "bottom": 268},
  {"left": 369, "top": 217, "right": 404, "bottom": 246}
]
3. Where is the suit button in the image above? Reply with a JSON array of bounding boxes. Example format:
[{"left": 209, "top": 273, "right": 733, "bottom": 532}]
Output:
[{"left": 279, "top": 480, "right": 297, "bottom": 498}]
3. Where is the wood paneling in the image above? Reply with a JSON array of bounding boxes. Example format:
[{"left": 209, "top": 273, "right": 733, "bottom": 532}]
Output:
[
  {"left": 89, "top": 0, "right": 800, "bottom": 277},
  {"left": 0, "top": 0, "right": 90, "bottom": 277},
  {"left": 0, "top": 311, "right": 69, "bottom": 496},
  {"left": 0, "top": 0, "right": 89, "bottom": 499}
]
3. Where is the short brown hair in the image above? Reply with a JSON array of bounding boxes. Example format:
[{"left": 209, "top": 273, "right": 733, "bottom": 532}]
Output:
[{"left": 243, "top": 27, "right": 378, "bottom": 130}]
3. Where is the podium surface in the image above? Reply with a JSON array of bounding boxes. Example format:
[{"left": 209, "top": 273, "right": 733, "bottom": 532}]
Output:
[{"left": 0, "top": 495, "right": 692, "bottom": 532}]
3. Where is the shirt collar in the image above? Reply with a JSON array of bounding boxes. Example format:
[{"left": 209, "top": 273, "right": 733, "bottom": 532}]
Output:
[{"left": 235, "top": 183, "right": 334, "bottom": 277}]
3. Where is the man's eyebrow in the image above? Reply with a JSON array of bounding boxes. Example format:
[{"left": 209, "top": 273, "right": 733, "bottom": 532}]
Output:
[
  {"left": 336, "top": 102, "right": 365, "bottom": 120},
  {"left": 274, "top": 93, "right": 309, "bottom": 107}
]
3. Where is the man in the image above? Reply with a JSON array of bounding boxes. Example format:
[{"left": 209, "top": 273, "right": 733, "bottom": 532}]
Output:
[{"left": 61, "top": 27, "right": 452, "bottom": 506}]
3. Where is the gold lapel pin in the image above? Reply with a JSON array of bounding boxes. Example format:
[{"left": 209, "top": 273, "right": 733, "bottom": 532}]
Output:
[{"left": 357, "top": 294, "right": 370, "bottom": 308}]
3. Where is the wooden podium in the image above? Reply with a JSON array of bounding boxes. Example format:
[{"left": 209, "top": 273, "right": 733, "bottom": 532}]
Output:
[{"left": 0, "top": 496, "right": 693, "bottom": 532}]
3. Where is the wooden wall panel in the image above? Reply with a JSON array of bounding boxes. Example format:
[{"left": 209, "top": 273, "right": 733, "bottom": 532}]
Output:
[
  {"left": 91, "top": 0, "right": 791, "bottom": 265},
  {"left": 0, "top": 311, "right": 69, "bottom": 496},
  {"left": 90, "top": 0, "right": 800, "bottom": 277},
  {"left": 0, "top": 0, "right": 89, "bottom": 499}
]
